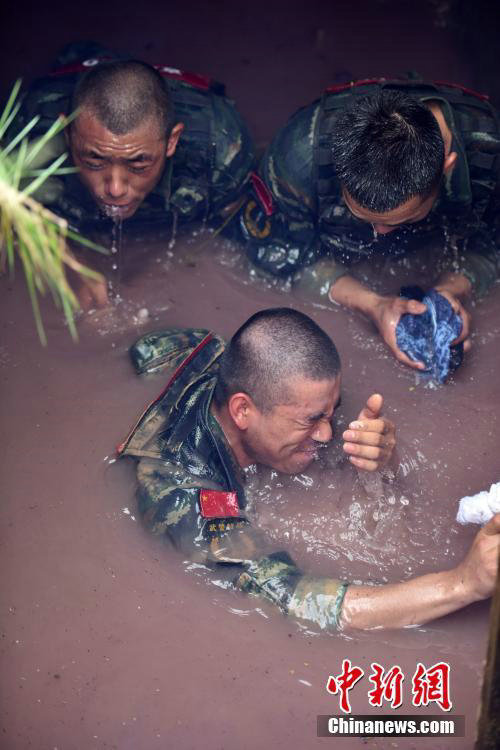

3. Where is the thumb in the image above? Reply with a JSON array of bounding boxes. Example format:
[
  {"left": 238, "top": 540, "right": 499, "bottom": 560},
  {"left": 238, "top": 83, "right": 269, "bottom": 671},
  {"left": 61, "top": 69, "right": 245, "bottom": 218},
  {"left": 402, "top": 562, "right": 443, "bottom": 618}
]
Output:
[
  {"left": 357, "top": 393, "right": 383, "bottom": 421},
  {"left": 481, "top": 513, "right": 500, "bottom": 536},
  {"left": 405, "top": 299, "right": 427, "bottom": 315}
]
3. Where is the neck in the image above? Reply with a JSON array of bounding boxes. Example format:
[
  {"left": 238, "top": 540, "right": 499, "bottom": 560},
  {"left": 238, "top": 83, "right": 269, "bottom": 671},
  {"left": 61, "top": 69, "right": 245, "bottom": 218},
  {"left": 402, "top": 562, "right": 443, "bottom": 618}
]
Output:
[{"left": 210, "top": 400, "right": 254, "bottom": 468}]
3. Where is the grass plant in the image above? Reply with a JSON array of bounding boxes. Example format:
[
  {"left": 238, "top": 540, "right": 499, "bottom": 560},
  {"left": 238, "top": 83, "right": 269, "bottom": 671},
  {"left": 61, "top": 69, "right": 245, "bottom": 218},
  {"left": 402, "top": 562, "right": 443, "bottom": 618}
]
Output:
[{"left": 0, "top": 80, "right": 106, "bottom": 344}]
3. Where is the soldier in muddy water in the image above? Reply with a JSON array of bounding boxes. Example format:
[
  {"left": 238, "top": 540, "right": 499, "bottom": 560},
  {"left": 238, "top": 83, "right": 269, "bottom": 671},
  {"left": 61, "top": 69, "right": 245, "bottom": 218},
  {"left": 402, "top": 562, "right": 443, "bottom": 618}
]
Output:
[
  {"left": 237, "top": 78, "right": 500, "bottom": 370},
  {"left": 119, "top": 308, "right": 500, "bottom": 632},
  {"left": 7, "top": 41, "right": 255, "bottom": 307}
]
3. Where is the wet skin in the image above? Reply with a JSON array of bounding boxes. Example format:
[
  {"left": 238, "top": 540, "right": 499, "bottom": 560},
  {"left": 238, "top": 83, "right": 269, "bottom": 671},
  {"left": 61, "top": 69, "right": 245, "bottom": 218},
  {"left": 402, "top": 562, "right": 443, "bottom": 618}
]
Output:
[
  {"left": 332, "top": 147, "right": 471, "bottom": 367},
  {"left": 68, "top": 111, "right": 183, "bottom": 219},
  {"left": 215, "top": 377, "right": 396, "bottom": 475},
  {"left": 239, "top": 376, "right": 342, "bottom": 474},
  {"left": 328, "top": 108, "right": 472, "bottom": 368},
  {"left": 342, "top": 187, "right": 440, "bottom": 236}
]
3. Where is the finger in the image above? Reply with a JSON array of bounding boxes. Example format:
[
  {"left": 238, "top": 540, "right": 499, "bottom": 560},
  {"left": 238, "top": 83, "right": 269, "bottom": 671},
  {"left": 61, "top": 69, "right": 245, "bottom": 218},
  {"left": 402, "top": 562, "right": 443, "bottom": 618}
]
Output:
[
  {"left": 93, "top": 280, "right": 110, "bottom": 308},
  {"left": 349, "top": 418, "right": 388, "bottom": 434},
  {"left": 405, "top": 299, "right": 427, "bottom": 315},
  {"left": 343, "top": 429, "right": 385, "bottom": 447},
  {"left": 450, "top": 313, "right": 471, "bottom": 345},
  {"left": 348, "top": 455, "right": 379, "bottom": 472},
  {"left": 77, "top": 284, "right": 93, "bottom": 311},
  {"left": 463, "top": 338, "right": 472, "bottom": 353},
  {"left": 357, "top": 393, "right": 383, "bottom": 421},
  {"left": 459, "top": 312, "right": 471, "bottom": 340},
  {"left": 394, "top": 347, "right": 426, "bottom": 370},
  {"left": 343, "top": 442, "right": 385, "bottom": 460},
  {"left": 349, "top": 417, "right": 386, "bottom": 439}
]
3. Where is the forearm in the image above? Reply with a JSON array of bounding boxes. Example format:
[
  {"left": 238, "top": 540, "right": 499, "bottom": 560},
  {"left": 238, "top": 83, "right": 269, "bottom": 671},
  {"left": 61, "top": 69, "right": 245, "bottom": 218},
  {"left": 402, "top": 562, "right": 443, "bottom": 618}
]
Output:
[
  {"left": 329, "top": 274, "right": 381, "bottom": 316},
  {"left": 340, "top": 567, "right": 477, "bottom": 630}
]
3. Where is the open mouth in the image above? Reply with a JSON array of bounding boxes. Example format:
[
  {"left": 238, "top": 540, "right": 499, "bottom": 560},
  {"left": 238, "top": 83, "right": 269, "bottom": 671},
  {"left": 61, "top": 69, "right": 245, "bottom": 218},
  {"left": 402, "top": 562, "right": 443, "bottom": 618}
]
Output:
[
  {"left": 100, "top": 203, "right": 133, "bottom": 219},
  {"left": 299, "top": 442, "right": 328, "bottom": 454}
]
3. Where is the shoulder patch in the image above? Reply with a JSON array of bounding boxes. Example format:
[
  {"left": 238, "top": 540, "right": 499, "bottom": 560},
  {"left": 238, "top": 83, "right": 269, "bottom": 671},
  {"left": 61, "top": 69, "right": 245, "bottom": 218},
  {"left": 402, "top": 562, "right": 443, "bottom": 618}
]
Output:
[{"left": 199, "top": 489, "right": 240, "bottom": 518}]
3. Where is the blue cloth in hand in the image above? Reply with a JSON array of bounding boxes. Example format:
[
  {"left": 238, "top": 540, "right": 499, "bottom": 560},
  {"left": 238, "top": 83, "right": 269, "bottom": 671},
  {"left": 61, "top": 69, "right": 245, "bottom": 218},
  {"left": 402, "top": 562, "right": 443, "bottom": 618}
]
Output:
[{"left": 396, "top": 289, "right": 463, "bottom": 383}]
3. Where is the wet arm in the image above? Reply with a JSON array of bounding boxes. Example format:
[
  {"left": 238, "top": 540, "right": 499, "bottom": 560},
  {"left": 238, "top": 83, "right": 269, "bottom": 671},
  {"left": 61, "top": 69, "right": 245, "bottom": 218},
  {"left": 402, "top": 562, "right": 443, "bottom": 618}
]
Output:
[
  {"left": 328, "top": 274, "right": 380, "bottom": 313},
  {"left": 341, "top": 514, "right": 500, "bottom": 630},
  {"left": 329, "top": 275, "right": 464, "bottom": 368},
  {"left": 340, "top": 568, "right": 470, "bottom": 630}
]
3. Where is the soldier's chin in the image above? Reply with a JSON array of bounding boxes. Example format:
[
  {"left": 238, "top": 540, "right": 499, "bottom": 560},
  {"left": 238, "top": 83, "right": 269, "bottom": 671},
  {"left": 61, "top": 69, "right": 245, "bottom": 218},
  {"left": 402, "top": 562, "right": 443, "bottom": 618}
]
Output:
[{"left": 292, "top": 448, "right": 317, "bottom": 471}]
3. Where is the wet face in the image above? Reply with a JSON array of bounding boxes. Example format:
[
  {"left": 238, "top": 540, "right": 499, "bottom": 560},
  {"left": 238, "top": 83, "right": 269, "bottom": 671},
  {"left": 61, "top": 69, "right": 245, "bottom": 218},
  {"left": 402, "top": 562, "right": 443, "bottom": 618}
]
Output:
[
  {"left": 242, "top": 376, "right": 341, "bottom": 474},
  {"left": 68, "top": 111, "right": 182, "bottom": 219},
  {"left": 342, "top": 187, "right": 439, "bottom": 236}
]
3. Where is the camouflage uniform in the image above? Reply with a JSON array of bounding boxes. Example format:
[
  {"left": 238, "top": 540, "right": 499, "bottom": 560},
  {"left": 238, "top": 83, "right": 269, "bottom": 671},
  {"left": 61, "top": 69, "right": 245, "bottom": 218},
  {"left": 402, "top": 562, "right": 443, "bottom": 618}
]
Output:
[
  {"left": 238, "top": 78, "right": 500, "bottom": 298},
  {"left": 118, "top": 328, "right": 347, "bottom": 631},
  {"left": 7, "top": 43, "right": 255, "bottom": 230}
]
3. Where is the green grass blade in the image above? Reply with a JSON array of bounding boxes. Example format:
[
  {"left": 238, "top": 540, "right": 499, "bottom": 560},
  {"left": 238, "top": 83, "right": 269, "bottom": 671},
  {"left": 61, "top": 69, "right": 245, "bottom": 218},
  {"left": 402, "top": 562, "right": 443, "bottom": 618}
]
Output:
[
  {"left": 22, "top": 153, "right": 68, "bottom": 196},
  {"left": 0, "top": 79, "right": 22, "bottom": 134},
  {"left": 2, "top": 115, "right": 40, "bottom": 156}
]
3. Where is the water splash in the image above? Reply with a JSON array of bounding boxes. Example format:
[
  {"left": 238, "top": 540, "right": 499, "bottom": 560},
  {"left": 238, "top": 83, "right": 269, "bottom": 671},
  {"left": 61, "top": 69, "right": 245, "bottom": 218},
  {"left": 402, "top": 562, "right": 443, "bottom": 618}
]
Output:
[
  {"left": 107, "top": 211, "right": 123, "bottom": 303},
  {"left": 168, "top": 210, "right": 178, "bottom": 250}
]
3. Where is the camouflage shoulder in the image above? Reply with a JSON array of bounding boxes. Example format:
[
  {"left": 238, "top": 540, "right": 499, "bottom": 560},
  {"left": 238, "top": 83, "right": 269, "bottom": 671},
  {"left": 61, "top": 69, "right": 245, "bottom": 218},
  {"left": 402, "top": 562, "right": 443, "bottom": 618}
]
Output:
[
  {"left": 130, "top": 328, "right": 225, "bottom": 374},
  {"left": 262, "top": 100, "right": 319, "bottom": 207}
]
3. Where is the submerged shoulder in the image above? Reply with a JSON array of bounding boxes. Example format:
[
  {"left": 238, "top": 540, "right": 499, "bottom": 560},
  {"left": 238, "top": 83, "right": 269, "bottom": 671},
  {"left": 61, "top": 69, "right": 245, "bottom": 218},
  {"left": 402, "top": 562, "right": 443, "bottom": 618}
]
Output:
[{"left": 264, "top": 99, "right": 320, "bottom": 189}]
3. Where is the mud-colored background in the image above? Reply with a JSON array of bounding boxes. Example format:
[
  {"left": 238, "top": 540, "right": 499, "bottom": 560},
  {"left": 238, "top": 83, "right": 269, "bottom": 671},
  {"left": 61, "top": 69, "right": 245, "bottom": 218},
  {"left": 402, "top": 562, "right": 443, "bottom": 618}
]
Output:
[{"left": 1, "top": 2, "right": 499, "bottom": 749}]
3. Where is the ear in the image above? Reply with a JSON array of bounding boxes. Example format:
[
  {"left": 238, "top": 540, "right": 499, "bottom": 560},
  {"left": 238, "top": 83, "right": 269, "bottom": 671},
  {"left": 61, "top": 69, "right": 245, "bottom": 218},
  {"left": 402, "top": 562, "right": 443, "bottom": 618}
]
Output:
[
  {"left": 166, "top": 122, "right": 184, "bottom": 158},
  {"left": 227, "top": 392, "right": 256, "bottom": 431},
  {"left": 443, "top": 150, "right": 457, "bottom": 175}
]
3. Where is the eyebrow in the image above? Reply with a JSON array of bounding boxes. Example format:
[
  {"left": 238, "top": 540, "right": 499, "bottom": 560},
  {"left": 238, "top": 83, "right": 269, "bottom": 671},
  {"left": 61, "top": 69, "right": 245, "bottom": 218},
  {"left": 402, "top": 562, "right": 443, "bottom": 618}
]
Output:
[
  {"left": 126, "top": 153, "right": 154, "bottom": 162},
  {"left": 304, "top": 396, "right": 342, "bottom": 423}
]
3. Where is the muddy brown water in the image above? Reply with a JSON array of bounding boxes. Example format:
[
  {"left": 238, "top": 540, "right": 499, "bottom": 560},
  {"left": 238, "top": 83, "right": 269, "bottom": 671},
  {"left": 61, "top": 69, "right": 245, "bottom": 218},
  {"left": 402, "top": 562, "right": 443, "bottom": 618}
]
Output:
[
  {"left": 1, "top": 231, "right": 499, "bottom": 750},
  {"left": 2, "top": 1, "right": 500, "bottom": 748}
]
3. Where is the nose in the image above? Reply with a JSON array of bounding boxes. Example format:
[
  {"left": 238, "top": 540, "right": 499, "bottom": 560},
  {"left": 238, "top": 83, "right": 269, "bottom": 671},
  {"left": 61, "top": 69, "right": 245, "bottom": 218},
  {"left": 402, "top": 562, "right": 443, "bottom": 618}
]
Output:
[
  {"left": 373, "top": 222, "right": 397, "bottom": 235},
  {"left": 105, "top": 167, "right": 128, "bottom": 201},
  {"left": 312, "top": 418, "right": 333, "bottom": 444}
]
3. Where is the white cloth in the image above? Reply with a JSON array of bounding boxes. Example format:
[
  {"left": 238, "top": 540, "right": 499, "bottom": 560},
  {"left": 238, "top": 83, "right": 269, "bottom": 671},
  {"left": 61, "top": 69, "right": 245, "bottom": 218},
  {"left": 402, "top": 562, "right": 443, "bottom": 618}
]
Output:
[{"left": 456, "top": 481, "right": 500, "bottom": 525}]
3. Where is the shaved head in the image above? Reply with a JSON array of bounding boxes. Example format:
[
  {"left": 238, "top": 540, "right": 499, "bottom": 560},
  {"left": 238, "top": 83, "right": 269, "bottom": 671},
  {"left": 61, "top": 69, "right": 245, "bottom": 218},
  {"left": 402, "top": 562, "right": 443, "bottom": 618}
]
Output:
[
  {"left": 215, "top": 308, "right": 341, "bottom": 412},
  {"left": 72, "top": 60, "right": 174, "bottom": 137}
]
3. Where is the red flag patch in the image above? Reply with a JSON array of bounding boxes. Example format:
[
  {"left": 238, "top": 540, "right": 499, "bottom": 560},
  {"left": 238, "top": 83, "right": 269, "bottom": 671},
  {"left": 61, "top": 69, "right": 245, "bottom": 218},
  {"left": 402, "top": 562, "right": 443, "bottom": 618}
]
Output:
[{"left": 199, "top": 490, "right": 240, "bottom": 519}]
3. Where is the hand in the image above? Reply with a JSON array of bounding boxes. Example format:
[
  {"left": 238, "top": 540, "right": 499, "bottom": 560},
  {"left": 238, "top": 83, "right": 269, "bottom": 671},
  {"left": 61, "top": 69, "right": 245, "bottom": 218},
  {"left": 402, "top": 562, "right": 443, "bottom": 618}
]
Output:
[
  {"left": 342, "top": 393, "right": 396, "bottom": 472},
  {"left": 369, "top": 295, "right": 428, "bottom": 370},
  {"left": 65, "top": 244, "right": 109, "bottom": 310},
  {"left": 76, "top": 274, "right": 109, "bottom": 310},
  {"left": 456, "top": 513, "right": 500, "bottom": 601},
  {"left": 433, "top": 285, "right": 472, "bottom": 352}
]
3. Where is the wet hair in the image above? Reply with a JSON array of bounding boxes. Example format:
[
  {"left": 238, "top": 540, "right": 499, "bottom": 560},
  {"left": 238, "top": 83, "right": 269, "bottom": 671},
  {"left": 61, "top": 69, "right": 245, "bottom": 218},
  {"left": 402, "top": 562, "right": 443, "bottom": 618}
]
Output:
[
  {"left": 71, "top": 60, "right": 174, "bottom": 137},
  {"left": 214, "top": 308, "right": 341, "bottom": 412},
  {"left": 330, "top": 90, "right": 445, "bottom": 212}
]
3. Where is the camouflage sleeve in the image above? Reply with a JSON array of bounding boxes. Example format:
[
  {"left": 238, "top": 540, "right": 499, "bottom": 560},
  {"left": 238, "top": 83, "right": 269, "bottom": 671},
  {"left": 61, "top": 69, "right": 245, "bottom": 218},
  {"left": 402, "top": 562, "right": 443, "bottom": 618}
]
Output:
[
  {"left": 455, "top": 181, "right": 500, "bottom": 297},
  {"left": 210, "top": 95, "right": 256, "bottom": 216},
  {"left": 136, "top": 457, "right": 348, "bottom": 630},
  {"left": 457, "top": 242, "right": 500, "bottom": 298},
  {"left": 238, "top": 101, "right": 348, "bottom": 286}
]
